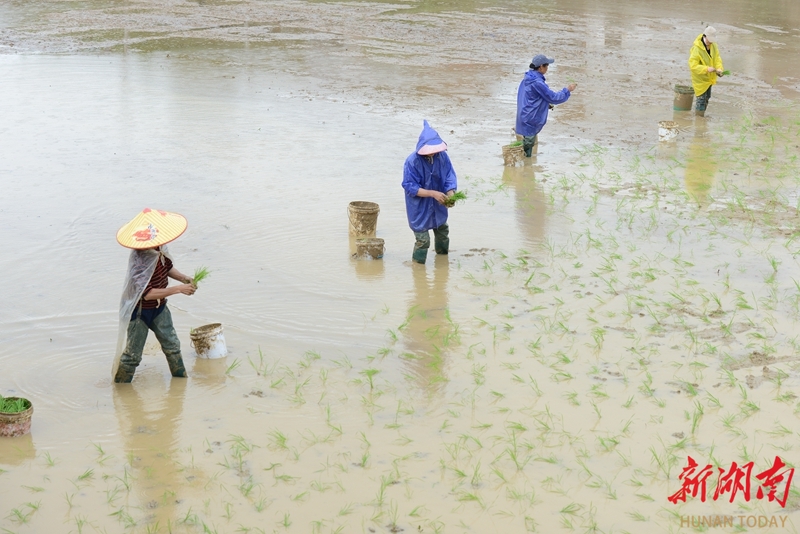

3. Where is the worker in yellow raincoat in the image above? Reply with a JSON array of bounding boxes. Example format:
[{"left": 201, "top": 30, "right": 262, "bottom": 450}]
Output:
[{"left": 688, "top": 26, "right": 724, "bottom": 116}]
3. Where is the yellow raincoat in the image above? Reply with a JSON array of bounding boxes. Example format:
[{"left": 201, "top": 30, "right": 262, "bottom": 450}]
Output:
[{"left": 688, "top": 34, "right": 723, "bottom": 97}]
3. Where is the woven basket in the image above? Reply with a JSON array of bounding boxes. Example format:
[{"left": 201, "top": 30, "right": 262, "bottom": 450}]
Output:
[
  {"left": 0, "top": 398, "right": 33, "bottom": 437},
  {"left": 502, "top": 144, "right": 525, "bottom": 166}
]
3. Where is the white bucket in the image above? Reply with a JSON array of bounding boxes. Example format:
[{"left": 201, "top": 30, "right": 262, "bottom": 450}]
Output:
[
  {"left": 354, "top": 237, "right": 385, "bottom": 260},
  {"left": 658, "top": 120, "right": 678, "bottom": 142},
  {"left": 190, "top": 323, "right": 227, "bottom": 359}
]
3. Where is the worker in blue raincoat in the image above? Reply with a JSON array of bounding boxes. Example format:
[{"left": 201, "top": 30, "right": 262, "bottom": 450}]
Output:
[
  {"left": 516, "top": 54, "right": 577, "bottom": 157},
  {"left": 402, "top": 120, "right": 458, "bottom": 265}
]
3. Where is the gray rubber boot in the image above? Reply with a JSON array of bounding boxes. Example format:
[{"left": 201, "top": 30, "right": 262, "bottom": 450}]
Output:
[
  {"left": 167, "top": 355, "right": 188, "bottom": 378},
  {"left": 114, "top": 365, "right": 136, "bottom": 383}
]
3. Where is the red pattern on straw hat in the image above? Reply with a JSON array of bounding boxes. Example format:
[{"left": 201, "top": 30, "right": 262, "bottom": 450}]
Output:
[{"left": 116, "top": 209, "right": 188, "bottom": 249}]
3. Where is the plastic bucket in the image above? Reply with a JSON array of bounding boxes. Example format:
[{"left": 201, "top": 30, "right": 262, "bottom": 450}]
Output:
[
  {"left": 0, "top": 398, "right": 33, "bottom": 437},
  {"left": 190, "top": 323, "right": 228, "bottom": 359},
  {"left": 673, "top": 84, "right": 694, "bottom": 111},
  {"left": 348, "top": 201, "right": 380, "bottom": 237},
  {"left": 658, "top": 120, "right": 679, "bottom": 142},
  {"left": 355, "top": 237, "right": 385, "bottom": 260},
  {"left": 502, "top": 144, "right": 525, "bottom": 166}
]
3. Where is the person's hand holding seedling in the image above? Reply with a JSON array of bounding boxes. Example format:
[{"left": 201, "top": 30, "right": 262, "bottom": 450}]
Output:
[
  {"left": 425, "top": 190, "right": 448, "bottom": 204},
  {"left": 175, "top": 284, "right": 196, "bottom": 296}
]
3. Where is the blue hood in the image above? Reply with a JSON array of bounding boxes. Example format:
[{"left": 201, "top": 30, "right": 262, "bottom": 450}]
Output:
[{"left": 415, "top": 120, "right": 446, "bottom": 153}]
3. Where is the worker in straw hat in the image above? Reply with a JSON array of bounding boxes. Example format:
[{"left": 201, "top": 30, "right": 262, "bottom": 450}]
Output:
[
  {"left": 112, "top": 208, "right": 197, "bottom": 383},
  {"left": 402, "top": 120, "right": 458, "bottom": 265},
  {"left": 516, "top": 53, "right": 577, "bottom": 157},
  {"left": 688, "top": 26, "right": 725, "bottom": 116}
]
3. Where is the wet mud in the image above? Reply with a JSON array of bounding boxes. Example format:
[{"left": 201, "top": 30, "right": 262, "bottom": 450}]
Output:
[{"left": 2, "top": 0, "right": 800, "bottom": 533}]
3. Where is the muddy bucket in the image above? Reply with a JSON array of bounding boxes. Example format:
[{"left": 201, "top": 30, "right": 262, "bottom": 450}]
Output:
[
  {"left": 190, "top": 323, "right": 227, "bottom": 359},
  {"left": 0, "top": 398, "right": 33, "bottom": 437},
  {"left": 658, "top": 120, "right": 679, "bottom": 142},
  {"left": 673, "top": 84, "right": 694, "bottom": 111},
  {"left": 502, "top": 143, "right": 525, "bottom": 166},
  {"left": 348, "top": 201, "right": 380, "bottom": 237},
  {"left": 354, "top": 237, "right": 385, "bottom": 260}
]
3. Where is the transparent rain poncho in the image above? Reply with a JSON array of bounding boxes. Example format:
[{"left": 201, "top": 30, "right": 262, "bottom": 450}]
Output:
[{"left": 111, "top": 246, "right": 173, "bottom": 379}]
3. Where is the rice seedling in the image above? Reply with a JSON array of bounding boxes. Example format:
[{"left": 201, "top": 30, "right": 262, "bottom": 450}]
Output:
[
  {"left": 444, "top": 190, "right": 468, "bottom": 207},
  {"left": 43, "top": 451, "right": 57, "bottom": 466},
  {"left": 73, "top": 514, "right": 89, "bottom": 533},
  {"left": 0, "top": 395, "right": 29, "bottom": 413},
  {"left": 360, "top": 368, "right": 380, "bottom": 390},
  {"left": 627, "top": 510, "right": 649, "bottom": 522},
  {"left": 705, "top": 392, "right": 722, "bottom": 408},
  {"left": 192, "top": 266, "right": 211, "bottom": 285},
  {"left": 8, "top": 502, "right": 40, "bottom": 525},
  {"left": 225, "top": 358, "right": 241, "bottom": 376},
  {"left": 104, "top": 485, "right": 121, "bottom": 506},
  {"left": 77, "top": 468, "right": 94, "bottom": 481}
]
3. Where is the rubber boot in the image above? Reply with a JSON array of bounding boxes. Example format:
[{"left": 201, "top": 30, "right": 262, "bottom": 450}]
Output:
[
  {"left": 167, "top": 354, "right": 188, "bottom": 378},
  {"left": 433, "top": 224, "right": 449, "bottom": 254},
  {"left": 412, "top": 248, "right": 428, "bottom": 264},
  {"left": 523, "top": 135, "right": 537, "bottom": 157},
  {"left": 114, "top": 364, "right": 136, "bottom": 383}
]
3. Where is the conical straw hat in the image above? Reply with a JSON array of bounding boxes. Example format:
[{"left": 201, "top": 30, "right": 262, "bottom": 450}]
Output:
[{"left": 116, "top": 208, "right": 188, "bottom": 249}]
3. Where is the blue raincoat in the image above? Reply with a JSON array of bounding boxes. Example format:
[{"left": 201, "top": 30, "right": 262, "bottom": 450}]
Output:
[
  {"left": 402, "top": 121, "right": 458, "bottom": 233},
  {"left": 515, "top": 70, "right": 571, "bottom": 137}
]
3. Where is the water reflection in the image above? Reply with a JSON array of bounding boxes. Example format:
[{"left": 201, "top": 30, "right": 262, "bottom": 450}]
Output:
[
  {"left": 353, "top": 257, "right": 386, "bottom": 281},
  {"left": 401, "top": 257, "right": 451, "bottom": 395},
  {"left": 0, "top": 433, "right": 36, "bottom": 466},
  {"left": 190, "top": 358, "right": 229, "bottom": 392},
  {"left": 684, "top": 120, "right": 715, "bottom": 206},
  {"left": 113, "top": 378, "right": 187, "bottom": 529},
  {"left": 502, "top": 164, "right": 547, "bottom": 247},
  {"left": 349, "top": 236, "right": 386, "bottom": 281}
]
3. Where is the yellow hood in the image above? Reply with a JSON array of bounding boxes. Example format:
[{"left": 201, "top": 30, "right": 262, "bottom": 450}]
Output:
[{"left": 688, "top": 33, "right": 723, "bottom": 96}]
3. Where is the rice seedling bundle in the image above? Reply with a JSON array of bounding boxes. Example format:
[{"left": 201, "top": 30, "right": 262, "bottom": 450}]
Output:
[
  {"left": 0, "top": 395, "right": 29, "bottom": 414},
  {"left": 193, "top": 266, "right": 211, "bottom": 286},
  {"left": 444, "top": 190, "right": 468, "bottom": 207}
]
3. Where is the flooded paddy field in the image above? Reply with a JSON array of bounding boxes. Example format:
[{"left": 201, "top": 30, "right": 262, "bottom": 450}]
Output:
[{"left": 2, "top": 0, "right": 800, "bottom": 532}]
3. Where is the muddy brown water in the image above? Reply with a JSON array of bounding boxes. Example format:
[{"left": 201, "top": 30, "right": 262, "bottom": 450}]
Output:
[{"left": 2, "top": 1, "right": 800, "bottom": 532}]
